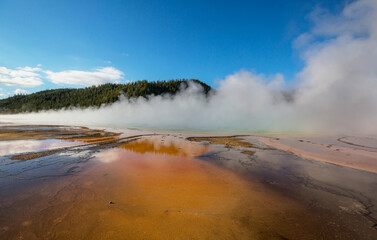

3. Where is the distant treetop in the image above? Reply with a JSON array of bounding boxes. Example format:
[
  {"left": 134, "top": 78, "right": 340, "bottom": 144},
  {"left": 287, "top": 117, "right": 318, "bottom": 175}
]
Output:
[{"left": 0, "top": 79, "right": 211, "bottom": 113}]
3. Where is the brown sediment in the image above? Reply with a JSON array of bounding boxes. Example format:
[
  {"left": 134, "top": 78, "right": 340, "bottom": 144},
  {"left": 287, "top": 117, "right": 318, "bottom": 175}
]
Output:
[
  {"left": 0, "top": 125, "right": 120, "bottom": 142},
  {"left": 241, "top": 150, "right": 255, "bottom": 156},
  {"left": 10, "top": 148, "right": 68, "bottom": 161},
  {"left": 187, "top": 136, "right": 253, "bottom": 148},
  {"left": 67, "top": 130, "right": 121, "bottom": 143},
  {"left": 57, "top": 131, "right": 121, "bottom": 144},
  {"left": 1, "top": 125, "right": 129, "bottom": 161},
  {"left": 69, "top": 135, "right": 118, "bottom": 143},
  {"left": 0, "top": 126, "right": 80, "bottom": 140},
  {"left": 187, "top": 136, "right": 275, "bottom": 150},
  {"left": 9, "top": 136, "right": 145, "bottom": 161}
]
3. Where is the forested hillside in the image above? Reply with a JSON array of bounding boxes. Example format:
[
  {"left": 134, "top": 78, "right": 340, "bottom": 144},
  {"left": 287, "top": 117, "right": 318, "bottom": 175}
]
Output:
[{"left": 0, "top": 79, "right": 210, "bottom": 113}]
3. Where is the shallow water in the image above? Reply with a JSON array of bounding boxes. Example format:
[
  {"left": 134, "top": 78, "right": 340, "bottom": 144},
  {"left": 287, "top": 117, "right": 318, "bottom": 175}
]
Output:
[
  {"left": 1, "top": 129, "right": 377, "bottom": 239},
  {"left": 0, "top": 139, "right": 83, "bottom": 156},
  {"left": 0, "top": 135, "right": 312, "bottom": 240}
]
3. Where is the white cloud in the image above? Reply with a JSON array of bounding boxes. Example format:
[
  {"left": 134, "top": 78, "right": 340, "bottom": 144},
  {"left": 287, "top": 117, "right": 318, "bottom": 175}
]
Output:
[
  {"left": 0, "top": 66, "right": 43, "bottom": 87},
  {"left": 0, "top": 65, "right": 125, "bottom": 88},
  {"left": 14, "top": 88, "right": 28, "bottom": 95},
  {"left": 44, "top": 67, "right": 124, "bottom": 86}
]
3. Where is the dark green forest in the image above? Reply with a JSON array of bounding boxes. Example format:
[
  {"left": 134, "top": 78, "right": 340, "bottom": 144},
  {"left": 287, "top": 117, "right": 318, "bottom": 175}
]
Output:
[{"left": 0, "top": 79, "right": 211, "bottom": 113}]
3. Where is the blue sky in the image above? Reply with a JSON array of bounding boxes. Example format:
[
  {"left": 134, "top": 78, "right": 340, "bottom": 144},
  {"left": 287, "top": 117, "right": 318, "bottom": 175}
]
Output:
[{"left": 0, "top": 0, "right": 346, "bottom": 98}]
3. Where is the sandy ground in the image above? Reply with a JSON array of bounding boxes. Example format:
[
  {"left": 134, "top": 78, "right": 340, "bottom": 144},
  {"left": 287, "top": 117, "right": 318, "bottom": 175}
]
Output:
[
  {"left": 258, "top": 134, "right": 377, "bottom": 173},
  {"left": 0, "top": 125, "right": 377, "bottom": 239}
]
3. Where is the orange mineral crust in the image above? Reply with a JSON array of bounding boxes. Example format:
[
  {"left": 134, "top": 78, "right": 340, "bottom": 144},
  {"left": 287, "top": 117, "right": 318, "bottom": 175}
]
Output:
[
  {"left": 1, "top": 136, "right": 314, "bottom": 240},
  {"left": 1, "top": 126, "right": 376, "bottom": 240}
]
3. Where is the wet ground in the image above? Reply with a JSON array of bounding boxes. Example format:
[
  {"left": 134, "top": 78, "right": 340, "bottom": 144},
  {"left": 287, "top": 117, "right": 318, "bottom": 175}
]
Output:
[{"left": 0, "top": 125, "right": 376, "bottom": 239}]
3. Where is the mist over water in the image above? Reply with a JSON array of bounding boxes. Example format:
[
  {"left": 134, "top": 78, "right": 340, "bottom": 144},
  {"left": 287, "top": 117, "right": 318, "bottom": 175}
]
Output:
[{"left": 3, "top": 0, "right": 377, "bottom": 134}]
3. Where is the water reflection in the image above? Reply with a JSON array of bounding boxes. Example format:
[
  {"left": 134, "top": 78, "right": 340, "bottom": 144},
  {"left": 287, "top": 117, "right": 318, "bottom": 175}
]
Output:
[
  {"left": 2, "top": 133, "right": 366, "bottom": 239},
  {"left": 0, "top": 139, "right": 82, "bottom": 156},
  {"left": 80, "top": 136, "right": 320, "bottom": 240},
  {"left": 118, "top": 136, "right": 208, "bottom": 156},
  {"left": 89, "top": 136, "right": 278, "bottom": 239}
]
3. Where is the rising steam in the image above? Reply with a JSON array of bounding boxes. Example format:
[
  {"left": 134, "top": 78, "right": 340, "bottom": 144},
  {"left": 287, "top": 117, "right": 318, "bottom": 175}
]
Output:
[{"left": 3, "top": 0, "right": 377, "bottom": 134}]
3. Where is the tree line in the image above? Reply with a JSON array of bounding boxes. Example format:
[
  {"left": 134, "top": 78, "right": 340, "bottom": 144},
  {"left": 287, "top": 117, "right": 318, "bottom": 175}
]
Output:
[{"left": 0, "top": 79, "right": 211, "bottom": 113}]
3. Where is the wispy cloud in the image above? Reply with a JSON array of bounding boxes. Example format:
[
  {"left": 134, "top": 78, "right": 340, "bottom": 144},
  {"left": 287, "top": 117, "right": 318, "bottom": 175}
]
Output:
[
  {"left": 0, "top": 66, "right": 125, "bottom": 88},
  {"left": 0, "top": 66, "right": 43, "bottom": 87},
  {"left": 44, "top": 67, "right": 124, "bottom": 86}
]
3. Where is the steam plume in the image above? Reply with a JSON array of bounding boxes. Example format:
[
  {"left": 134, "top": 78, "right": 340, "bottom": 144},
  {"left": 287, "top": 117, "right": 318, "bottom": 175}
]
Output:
[{"left": 3, "top": 0, "right": 377, "bottom": 134}]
